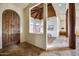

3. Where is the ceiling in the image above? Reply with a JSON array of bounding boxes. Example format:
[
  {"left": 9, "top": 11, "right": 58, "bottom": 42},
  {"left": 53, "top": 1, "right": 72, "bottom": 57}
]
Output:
[
  {"left": 12, "top": 3, "right": 79, "bottom": 14},
  {"left": 31, "top": 3, "right": 57, "bottom": 19},
  {"left": 13, "top": 3, "right": 29, "bottom": 9},
  {"left": 52, "top": 3, "right": 67, "bottom": 14},
  {"left": 1, "top": 3, "right": 79, "bottom": 16},
  {"left": 31, "top": 3, "right": 43, "bottom": 19}
]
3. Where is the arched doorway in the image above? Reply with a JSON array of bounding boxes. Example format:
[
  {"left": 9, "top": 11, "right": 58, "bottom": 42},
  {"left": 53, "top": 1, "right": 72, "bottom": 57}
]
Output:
[
  {"left": 2, "top": 9, "right": 20, "bottom": 48},
  {"left": 46, "top": 3, "right": 69, "bottom": 49},
  {"left": 46, "top": 3, "right": 58, "bottom": 48}
]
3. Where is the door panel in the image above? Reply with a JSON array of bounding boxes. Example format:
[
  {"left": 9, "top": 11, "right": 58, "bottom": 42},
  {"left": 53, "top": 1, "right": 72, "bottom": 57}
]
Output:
[{"left": 2, "top": 10, "right": 20, "bottom": 48}]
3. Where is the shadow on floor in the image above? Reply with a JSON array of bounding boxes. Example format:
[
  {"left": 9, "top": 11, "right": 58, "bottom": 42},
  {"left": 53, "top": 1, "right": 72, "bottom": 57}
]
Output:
[{"left": 0, "top": 42, "right": 44, "bottom": 56}]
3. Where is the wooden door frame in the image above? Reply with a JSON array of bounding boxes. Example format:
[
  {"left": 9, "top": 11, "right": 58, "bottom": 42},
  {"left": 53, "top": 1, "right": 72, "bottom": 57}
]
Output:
[
  {"left": 69, "top": 3, "right": 76, "bottom": 49},
  {"left": 66, "top": 9, "right": 68, "bottom": 37}
]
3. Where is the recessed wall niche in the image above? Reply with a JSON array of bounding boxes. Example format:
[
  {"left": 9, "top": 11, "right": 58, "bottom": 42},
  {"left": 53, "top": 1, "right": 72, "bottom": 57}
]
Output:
[{"left": 29, "top": 3, "right": 44, "bottom": 34}]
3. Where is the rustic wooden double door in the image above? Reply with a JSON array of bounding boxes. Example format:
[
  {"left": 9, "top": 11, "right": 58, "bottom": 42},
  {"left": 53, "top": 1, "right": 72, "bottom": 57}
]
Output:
[{"left": 2, "top": 10, "right": 20, "bottom": 48}]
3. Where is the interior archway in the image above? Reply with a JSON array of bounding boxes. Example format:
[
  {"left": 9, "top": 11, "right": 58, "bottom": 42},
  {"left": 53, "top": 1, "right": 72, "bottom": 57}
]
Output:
[{"left": 47, "top": 3, "right": 59, "bottom": 48}]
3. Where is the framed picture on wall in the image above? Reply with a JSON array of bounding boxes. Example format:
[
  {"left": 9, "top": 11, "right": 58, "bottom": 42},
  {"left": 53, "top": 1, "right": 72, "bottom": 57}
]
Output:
[{"left": 48, "top": 25, "right": 54, "bottom": 30}]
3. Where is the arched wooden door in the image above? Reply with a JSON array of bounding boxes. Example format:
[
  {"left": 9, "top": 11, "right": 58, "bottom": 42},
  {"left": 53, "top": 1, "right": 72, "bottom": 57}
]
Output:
[{"left": 2, "top": 10, "right": 20, "bottom": 48}]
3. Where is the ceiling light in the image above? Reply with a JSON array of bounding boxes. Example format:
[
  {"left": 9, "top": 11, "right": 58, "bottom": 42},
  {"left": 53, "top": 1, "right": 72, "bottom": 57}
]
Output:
[{"left": 58, "top": 4, "right": 62, "bottom": 7}]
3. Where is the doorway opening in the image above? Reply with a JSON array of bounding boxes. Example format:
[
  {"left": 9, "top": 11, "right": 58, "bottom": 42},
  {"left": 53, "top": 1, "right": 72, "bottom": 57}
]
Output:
[{"left": 46, "top": 3, "right": 69, "bottom": 49}]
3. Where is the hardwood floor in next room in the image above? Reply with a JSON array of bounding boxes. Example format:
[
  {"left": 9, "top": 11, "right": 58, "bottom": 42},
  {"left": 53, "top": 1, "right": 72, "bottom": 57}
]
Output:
[{"left": 0, "top": 42, "right": 44, "bottom": 56}]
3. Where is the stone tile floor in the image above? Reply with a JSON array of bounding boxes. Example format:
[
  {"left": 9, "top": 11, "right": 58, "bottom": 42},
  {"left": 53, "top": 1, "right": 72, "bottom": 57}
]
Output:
[
  {"left": 40, "top": 37, "right": 79, "bottom": 56},
  {"left": 0, "top": 36, "right": 79, "bottom": 56},
  {"left": 47, "top": 36, "right": 69, "bottom": 48}
]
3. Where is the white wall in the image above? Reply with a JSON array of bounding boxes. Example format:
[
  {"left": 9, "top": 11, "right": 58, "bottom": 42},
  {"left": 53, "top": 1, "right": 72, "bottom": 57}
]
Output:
[
  {"left": 59, "top": 15, "right": 66, "bottom": 32},
  {"left": 0, "top": 3, "right": 23, "bottom": 49},
  {"left": 52, "top": 4, "right": 67, "bottom": 32},
  {"left": 46, "top": 17, "right": 60, "bottom": 48},
  {"left": 76, "top": 17, "right": 79, "bottom": 32},
  {"left": 23, "top": 3, "right": 46, "bottom": 49}
]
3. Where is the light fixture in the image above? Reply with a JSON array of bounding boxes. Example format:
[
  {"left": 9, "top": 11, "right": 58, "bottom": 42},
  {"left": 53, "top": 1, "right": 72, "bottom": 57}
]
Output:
[{"left": 58, "top": 4, "right": 62, "bottom": 7}]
